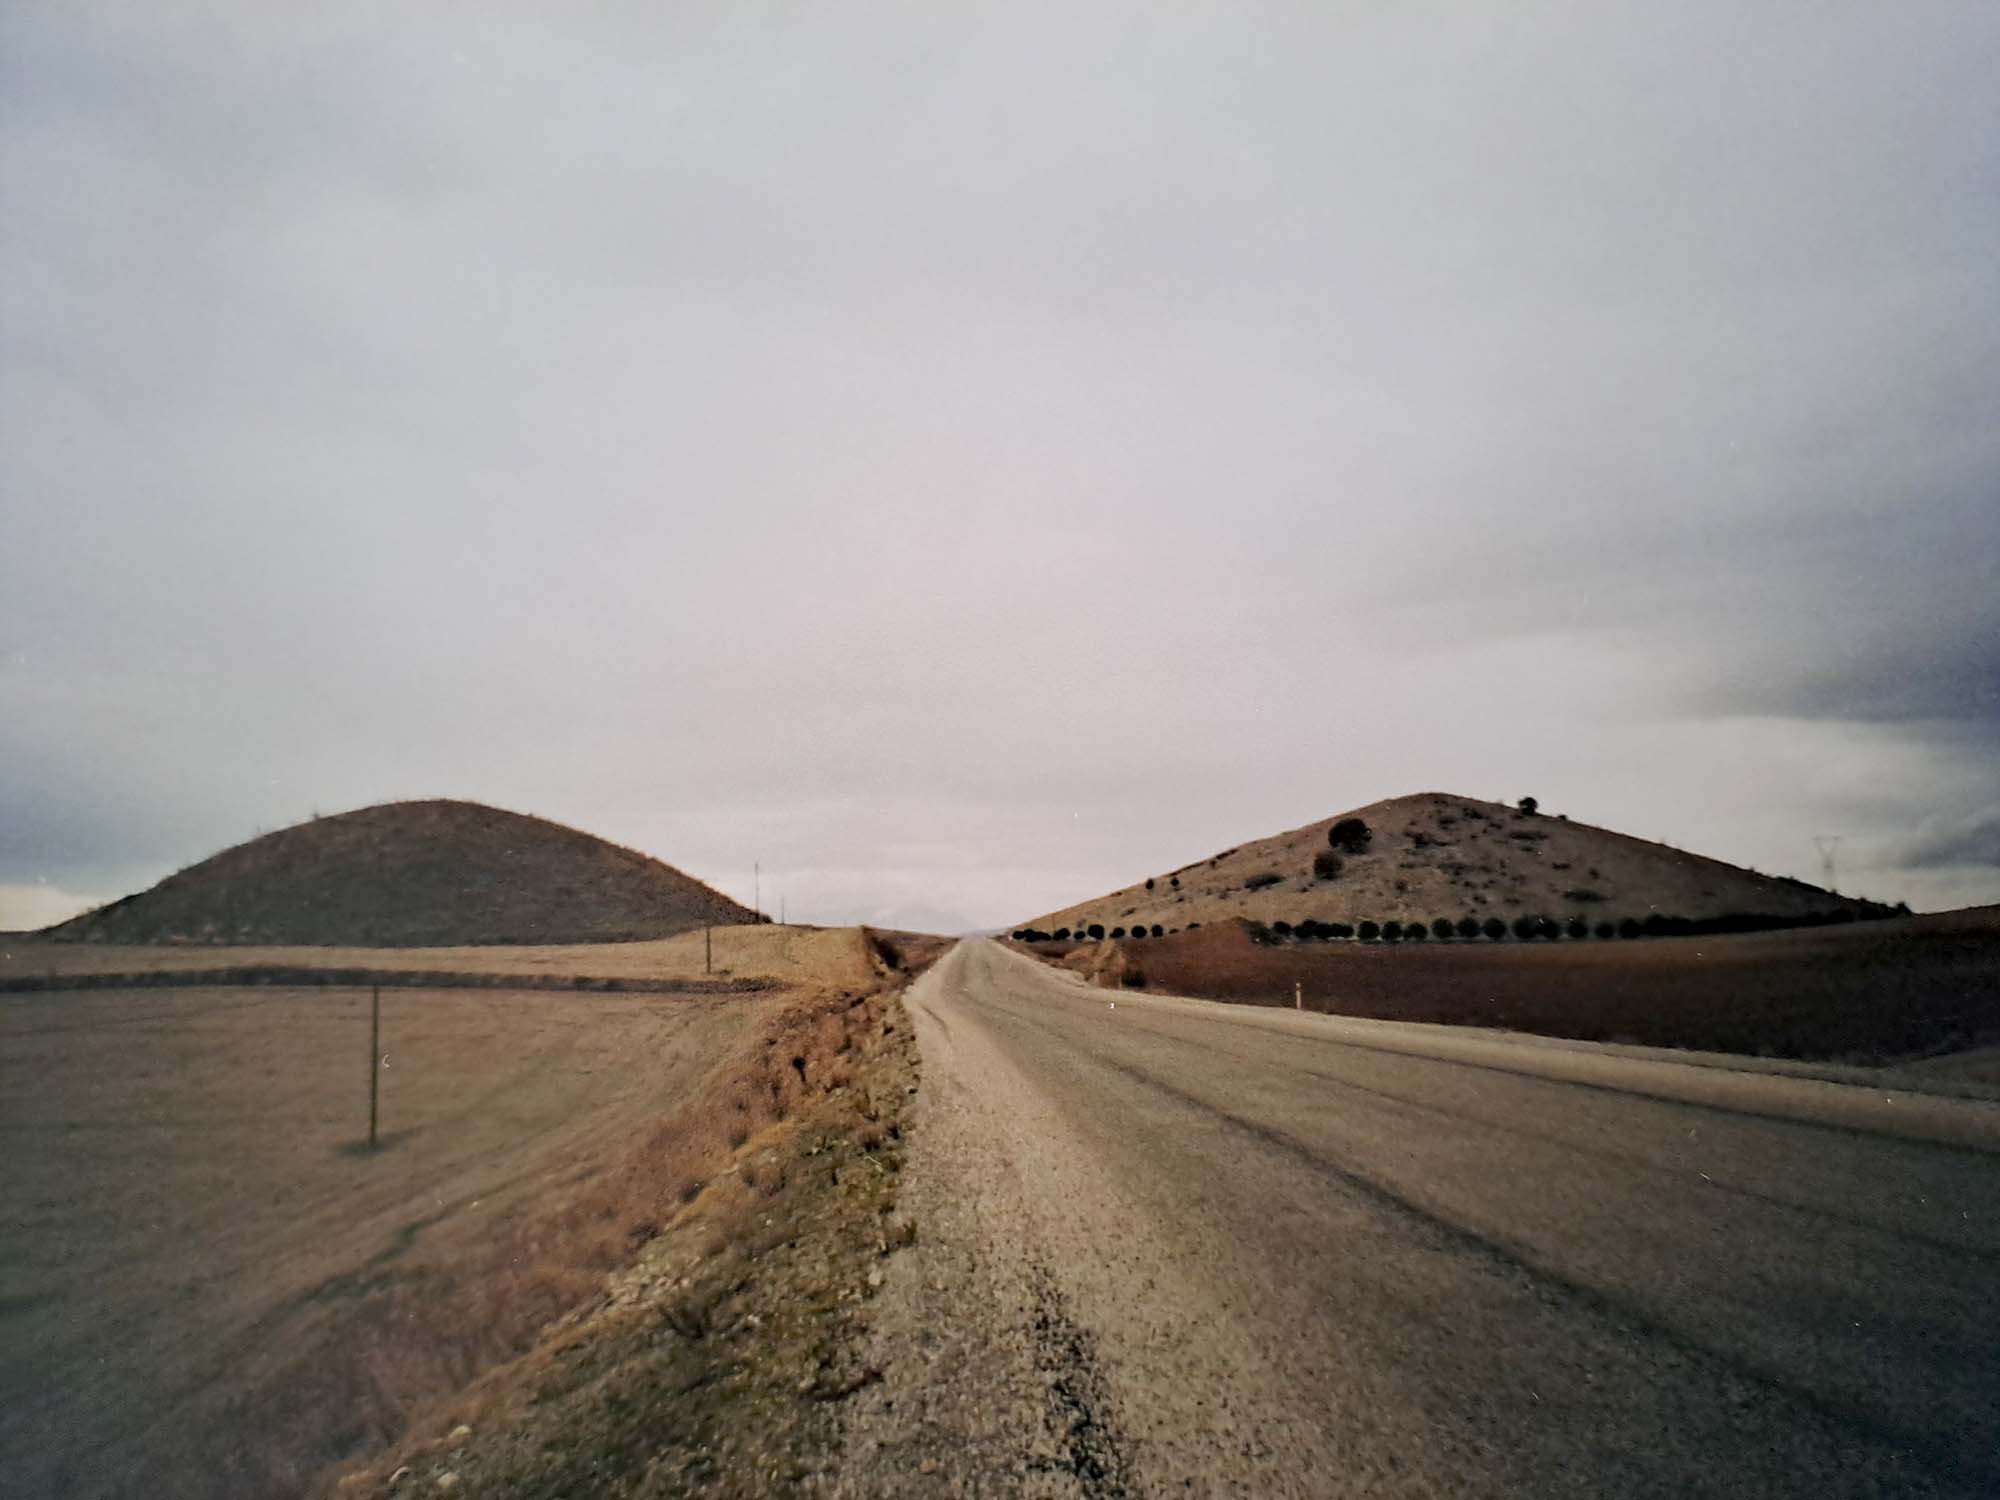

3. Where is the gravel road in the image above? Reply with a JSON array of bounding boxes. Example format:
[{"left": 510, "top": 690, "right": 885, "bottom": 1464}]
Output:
[{"left": 828, "top": 938, "right": 2000, "bottom": 1498}]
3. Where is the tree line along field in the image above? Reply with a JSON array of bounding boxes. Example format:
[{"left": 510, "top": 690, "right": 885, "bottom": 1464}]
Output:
[{"left": 1019, "top": 906, "right": 2000, "bottom": 1065}]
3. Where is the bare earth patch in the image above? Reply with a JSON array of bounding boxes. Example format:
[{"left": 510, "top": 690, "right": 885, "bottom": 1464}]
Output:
[{"left": 1015, "top": 906, "right": 2000, "bottom": 1063}]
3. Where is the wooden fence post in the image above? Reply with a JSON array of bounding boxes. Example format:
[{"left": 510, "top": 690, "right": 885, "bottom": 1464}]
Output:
[{"left": 368, "top": 984, "right": 380, "bottom": 1149}]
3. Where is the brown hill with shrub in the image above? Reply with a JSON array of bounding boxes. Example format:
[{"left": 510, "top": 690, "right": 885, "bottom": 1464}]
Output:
[
  {"left": 1019, "top": 792, "right": 1892, "bottom": 939},
  {"left": 44, "top": 800, "right": 757, "bottom": 946}
]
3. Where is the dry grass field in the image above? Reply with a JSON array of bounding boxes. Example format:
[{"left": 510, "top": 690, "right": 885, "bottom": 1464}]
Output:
[
  {"left": 1023, "top": 905, "right": 2000, "bottom": 1064},
  {"left": 0, "top": 922, "right": 881, "bottom": 988},
  {"left": 0, "top": 926, "right": 912, "bottom": 1499}
]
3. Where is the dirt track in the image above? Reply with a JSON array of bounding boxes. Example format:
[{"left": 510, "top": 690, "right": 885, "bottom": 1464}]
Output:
[{"left": 832, "top": 938, "right": 2000, "bottom": 1497}]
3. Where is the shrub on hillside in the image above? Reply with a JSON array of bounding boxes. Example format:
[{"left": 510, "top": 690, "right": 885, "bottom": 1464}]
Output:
[
  {"left": 1245, "top": 871, "right": 1284, "bottom": 891},
  {"left": 1272, "top": 920, "right": 1293, "bottom": 936},
  {"left": 1483, "top": 917, "right": 1507, "bottom": 940},
  {"left": 1565, "top": 888, "right": 1606, "bottom": 904},
  {"left": 1595, "top": 921, "right": 1616, "bottom": 939},
  {"left": 1145, "top": 877, "right": 1155, "bottom": 890},
  {"left": 1110, "top": 926, "right": 1126, "bottom": 939},
  {"left": 1456, "top": 916, "right": 1480, "bottom": 939},
  {"left": 1536, "top": 917, "right": 1562, "bottom": 941},
  {"left": 1087, "top": 923, "right": 1105, "bottom": 940},
  {"left": 1358, "top": 919, "right": 1381, "bottom": 942},
  {"left": 1381, "top": 920, "right": 1404, "bottom": 942},
  {"left": 1517, "top": 796, "right": 1539, "bottom": 816},
  {"left": 1512, "top": 915, "right": 1539, "bottom": 941},
  {"left": 1328, "top": 818, "right": 1373, "bottom": 854},
  {"left": 1151, "top": 924, "right": 1164, "bottom": 938},
  {"left": 1054, "top": 928, "right": 1070, "bottom": 941},
  {"left": 1312, "top": 850, "right": 1344, "bottom": 881},
  {"left": 1618, "top": 918, "right": 1642, "bottom": 939},
  {"left": 1566, "top": 917, "right": 1589, "bottom": 940},
  {"left": 1405, "top": 922, "right": 1427, "bottom": 942},
  {"left": 1432, "top": 918, "right": 1455, "bottom": 940}
]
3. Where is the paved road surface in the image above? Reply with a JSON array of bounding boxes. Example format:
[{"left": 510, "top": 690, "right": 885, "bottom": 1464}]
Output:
[{"left": 832, "top": 938, "right": 2000, "bottom": 1498}]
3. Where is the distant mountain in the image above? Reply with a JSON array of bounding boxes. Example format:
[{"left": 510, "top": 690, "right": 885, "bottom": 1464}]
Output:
[
  {"left": 45, "top": 799, "right": 756, "bottom": 946},
  {"left": 1018, "top": 792, "right": 1892, "bottom": 936}
]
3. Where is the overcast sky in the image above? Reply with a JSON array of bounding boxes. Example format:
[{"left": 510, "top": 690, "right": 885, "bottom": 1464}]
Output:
[{"left": 4, "top": 2, "right": 1996, "bottom": 933}]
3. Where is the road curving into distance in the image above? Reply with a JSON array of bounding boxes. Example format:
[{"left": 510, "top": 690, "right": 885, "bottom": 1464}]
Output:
[{"left": 830, "top": 937, "right": 2000, "bottom": 1498}]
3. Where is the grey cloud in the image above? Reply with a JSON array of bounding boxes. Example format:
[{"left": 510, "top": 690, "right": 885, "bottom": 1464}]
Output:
[
  {"left": 5, "top": 2, "right": 1998, "bottom": 926},
  {"left": 1894, "top": 805, "right": 2000, "bottom": 872}
]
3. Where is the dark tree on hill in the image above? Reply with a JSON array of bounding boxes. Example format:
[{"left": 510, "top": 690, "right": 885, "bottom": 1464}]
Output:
[
  {"left": 1517, "top": 796, "right": 1539, "bottom": 816},
  {"left": 1595, "top": 921, "right": 1616, "bottom": 939},
  {"left": 1618, "top": 918, "right": 1642, "bottom": 939},
  {"left": 1381, "top": 920, "right": 1404, "bottom": 942},
  {"left": 1328, "top": 817, "right": 1373, "bottom": 853},
  {"left": 1054, "top": 928, "right": 1070, "bottom": 941},
  {"left": 1272, "top": 920, "right": 1293, "bottom": 936},
  {"left": 1358, "top": 919, "right": 1381, "bottom": 941},
  {"left": 1456, "top": 916, "right": 1480, "bottom": 939},
  {"left": 1145, "top": 877, "right": 1155, "bottom": 890},
  {"left": 1512, "top": 915, "right": 1539, "bottom": 940},
  {"left": 1110, "top": 926, "right": 1126, "bottom": 939},
  {"left": 1087, "top": 923, "right": 1105, "bottom": 940},
  {"left": 1405, "top": 922, "right": 1427, "bottom": 942},
  {"left": 1567, "top": 916, "right": 1589, "bottom": 939},
  {"left": 1432, "top": 917, "right": 1455, "bottom": 940},
  {"left": 1312, "top": 850, "right": 1344, "bottom": 881},
  {"left": 1151, "top": 924, "right": 1164, "bottom": 937},
  {"left": 1483, "top": 917, "right": 1507, "bottom": 940}
]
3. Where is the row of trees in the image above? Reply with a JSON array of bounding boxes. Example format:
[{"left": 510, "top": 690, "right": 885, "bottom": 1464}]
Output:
[
  {"left": 1011, "top": 921, "right": 1190, "bottom": 943},
  {"left": 1250, "top": 906, "right": 1879, "bottom": 944},
  {"left": 1013, "top": 906, "right": 1881, "bottom": 946}
]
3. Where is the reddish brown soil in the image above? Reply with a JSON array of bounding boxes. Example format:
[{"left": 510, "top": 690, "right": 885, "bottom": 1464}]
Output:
[{"left": 1025, "top": 906, "right": 2000, "bottom": 1063}]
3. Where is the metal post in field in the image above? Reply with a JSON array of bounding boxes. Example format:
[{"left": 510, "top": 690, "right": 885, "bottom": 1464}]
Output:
[
  {"left": 368, "top": 984, "right": 380, "bottom": 1150},
  {"left": 1295, "top": 981, "right": 1302, "bottom": 1011}
]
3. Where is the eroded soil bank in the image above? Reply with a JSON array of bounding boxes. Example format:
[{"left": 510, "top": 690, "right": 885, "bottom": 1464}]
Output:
[{"left": 322, "top": 933, "right": 945, "bottom": 1498}]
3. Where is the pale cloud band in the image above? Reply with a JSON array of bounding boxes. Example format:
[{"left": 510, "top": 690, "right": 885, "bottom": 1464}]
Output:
[{"left": 4, "top": 3, "right": 1996, "bottom": 931}]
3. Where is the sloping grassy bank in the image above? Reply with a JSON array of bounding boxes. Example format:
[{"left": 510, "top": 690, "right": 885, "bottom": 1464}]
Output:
[{"left": 320, "top": 934, "right": 946, "bottom": 1498}]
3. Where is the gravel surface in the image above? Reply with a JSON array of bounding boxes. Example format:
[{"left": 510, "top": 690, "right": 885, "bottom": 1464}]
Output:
[{"left": 828, "top": 938, "right": 2000, "bottom": 1498}]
